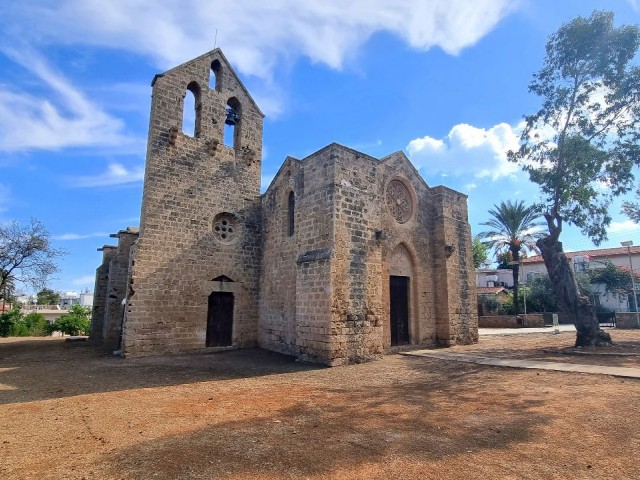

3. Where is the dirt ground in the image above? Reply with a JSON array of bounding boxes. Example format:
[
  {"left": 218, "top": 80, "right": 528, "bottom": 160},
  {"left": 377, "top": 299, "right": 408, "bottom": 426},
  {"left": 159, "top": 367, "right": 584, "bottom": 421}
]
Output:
[{"left": 1, "top": 330, "right": 640, "bottom": 480}]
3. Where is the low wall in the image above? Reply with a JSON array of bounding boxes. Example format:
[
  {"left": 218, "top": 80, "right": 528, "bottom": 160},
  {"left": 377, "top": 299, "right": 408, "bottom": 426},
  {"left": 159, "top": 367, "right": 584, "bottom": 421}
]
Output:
[
  {"left": 478, "top": 314, "right": 545, "bottom": 328},
  {"left": 616, "top": 313, "right": 640, "bottom": 329}
]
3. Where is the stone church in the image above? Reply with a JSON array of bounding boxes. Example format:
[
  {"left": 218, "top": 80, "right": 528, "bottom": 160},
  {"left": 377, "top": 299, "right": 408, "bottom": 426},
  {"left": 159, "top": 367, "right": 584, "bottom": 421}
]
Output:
[{"left": 90, "top": 49, "right": 478, "bottom": 366}]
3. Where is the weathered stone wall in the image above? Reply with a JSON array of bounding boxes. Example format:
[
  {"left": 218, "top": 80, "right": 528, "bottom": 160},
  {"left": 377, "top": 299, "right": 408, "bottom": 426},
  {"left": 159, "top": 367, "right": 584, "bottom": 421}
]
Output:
[
  {"left": 103, "top": 229, "right": 138, "bottom": 352},
  {"left": 330, "top": 147, "right": 384, "bottom": 364},
  {"left": 260, "top": 144, "right": 477, "bottom": 365},
  {"left": 615, "top": 313, "right": 640, "bottom": 329},
  {"left": 429, "top": 185, "right": 478, "bottom": 346},
  {"left": 379, "top": 152, "right": 438, "bottom": 349},
  {"left": 89, "top": 246, "right": 117, "bottom": 342},
  {"left": 478, "top": 315, "right": 545, "bottom": 328},
  {"left": 259, "top": 157, "right": 305, "bottom": 356},
  {"left": 122, "top": 49, "right": 263, "bottom": 357}
]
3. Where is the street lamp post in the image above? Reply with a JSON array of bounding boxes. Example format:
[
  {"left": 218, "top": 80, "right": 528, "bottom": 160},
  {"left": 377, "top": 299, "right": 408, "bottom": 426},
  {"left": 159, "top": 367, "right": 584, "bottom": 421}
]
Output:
[{"left": 620, "top": 241, "right": 640, "bottom": 329}]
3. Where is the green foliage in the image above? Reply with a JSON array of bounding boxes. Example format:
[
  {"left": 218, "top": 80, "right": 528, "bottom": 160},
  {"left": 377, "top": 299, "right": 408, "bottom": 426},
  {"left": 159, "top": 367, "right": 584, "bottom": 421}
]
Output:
[
  {"left": 0, "top": 305, "right": 23, "bottom": 337},
  {"left": 0, "top": 307, "right": 52, "bottom": 337},
  {"left": 472, "top": 236, "right": 488, "bottom": 268},
  {"left": 479, "top": 296, "right": 500, "bottom": 313},
  {"left": 479, "top": 200, "right": 543, "bottom": 314},
  {"left": 478, "top": 200, "right": 544, "bottom": 260},
  {"left": 36, "top": 288, "right": 60, "bottom": 305},
  {"left": 526, "top": 275, "right": 558, "bottom": 312},
  {"left": 588, "top": 261, "right": 640, "bottom": 295},
  {"left": 49, "top": 305, "right": 91, "bottom": 336},
  {"left": 510, "top": 11, "right": 640, "bottom": 245},
  {"left": 22, "top": 312, "right": 49, "bottom": 336}
]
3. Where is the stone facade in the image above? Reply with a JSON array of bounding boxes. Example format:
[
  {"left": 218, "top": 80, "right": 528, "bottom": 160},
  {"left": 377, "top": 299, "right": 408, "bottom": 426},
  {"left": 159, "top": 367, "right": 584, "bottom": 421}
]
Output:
[{"left": 91, "top": 48, "right": 478, "bottom": 365}]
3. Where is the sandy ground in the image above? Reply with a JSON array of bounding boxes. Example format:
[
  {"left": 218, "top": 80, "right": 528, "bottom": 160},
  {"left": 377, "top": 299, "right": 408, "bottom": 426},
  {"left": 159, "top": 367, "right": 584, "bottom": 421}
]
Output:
[{"left": 1, "top": 330, "right": 640, "bottom": 480}]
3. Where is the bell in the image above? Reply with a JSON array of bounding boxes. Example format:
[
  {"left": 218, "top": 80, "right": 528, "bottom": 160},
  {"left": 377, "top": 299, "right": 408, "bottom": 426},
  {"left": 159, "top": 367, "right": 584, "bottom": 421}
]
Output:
[{"left": 225, "top": 107, "right": 239, "bottom": 126}]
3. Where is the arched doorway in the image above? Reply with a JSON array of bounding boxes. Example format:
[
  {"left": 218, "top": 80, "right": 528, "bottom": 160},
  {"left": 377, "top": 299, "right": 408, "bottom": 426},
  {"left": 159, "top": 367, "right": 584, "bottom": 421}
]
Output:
[{"left": 389, "top": 244, "right": 415, "bottom": 346}]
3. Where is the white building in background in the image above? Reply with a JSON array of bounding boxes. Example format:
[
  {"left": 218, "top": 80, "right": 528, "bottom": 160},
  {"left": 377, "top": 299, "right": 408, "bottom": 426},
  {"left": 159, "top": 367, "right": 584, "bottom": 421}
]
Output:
[
  {"left": 15, "top": 290, "right": 94, "bottom": 308},
  {"left": 522, "top": 245, "right": 640, "bottom": 313},
  {"left": 60, "top": 289, "right": 94, "bottom": 308},
  {"left": 476, "top": 268, "right": 514, "bottom": 288}
]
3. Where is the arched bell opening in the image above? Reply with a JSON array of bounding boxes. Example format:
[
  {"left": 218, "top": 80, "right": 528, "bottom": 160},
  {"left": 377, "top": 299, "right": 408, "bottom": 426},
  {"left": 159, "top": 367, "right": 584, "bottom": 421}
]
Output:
[
  {"left": 182, "top": 81, "right": 202, "bottom": 138},
  {"left": 224, "top": 97, "right": 241, "bottom": 148}
]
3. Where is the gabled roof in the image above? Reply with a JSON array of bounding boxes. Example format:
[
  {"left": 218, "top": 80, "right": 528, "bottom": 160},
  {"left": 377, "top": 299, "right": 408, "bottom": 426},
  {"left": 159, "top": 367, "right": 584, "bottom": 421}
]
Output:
[
  {"left": 153, "top": 48, "right": 264, "bottom": 117},
  {"left": 477, "top": 287, "right": 507, "bottom": 295},
  {"left": 381, "top": 150, "right": 430, "bottom": 190},
  {"left": 523, "top": 245, "right": 640, "bottom": 264}
]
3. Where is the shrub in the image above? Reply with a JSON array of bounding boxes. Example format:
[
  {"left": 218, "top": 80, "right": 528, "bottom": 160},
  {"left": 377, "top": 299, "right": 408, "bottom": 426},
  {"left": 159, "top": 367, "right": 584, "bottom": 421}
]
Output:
[
  {"left": 23, "top": 312, "right": 49, "bottom": 336},
  {"left": 0, "top": 306, "right": 23, "bottom": 337},
  {"left": 50, "top": 305, "right": 91, "bottom": 336}
]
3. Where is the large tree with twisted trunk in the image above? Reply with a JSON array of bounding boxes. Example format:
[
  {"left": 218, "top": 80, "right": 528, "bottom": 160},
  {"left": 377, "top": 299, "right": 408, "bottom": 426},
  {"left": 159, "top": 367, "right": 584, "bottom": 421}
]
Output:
[{"left": 509, "top": 11, "right": 640, "bottom": 346}]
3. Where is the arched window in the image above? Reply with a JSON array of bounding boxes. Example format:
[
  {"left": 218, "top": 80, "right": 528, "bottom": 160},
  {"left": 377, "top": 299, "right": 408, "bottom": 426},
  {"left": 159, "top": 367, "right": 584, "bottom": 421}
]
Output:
[
  {"left": 210, "top": 60, "right": 222, "bottom": 91},
  {"left": 224, "top": 97, "right": 241, "bottom": 148},
  {"left": 182, "top": 81, "right": 201, "bottom": 137},
  {"left": 288, "top": 191, "right": 295, "bottom": 237}
]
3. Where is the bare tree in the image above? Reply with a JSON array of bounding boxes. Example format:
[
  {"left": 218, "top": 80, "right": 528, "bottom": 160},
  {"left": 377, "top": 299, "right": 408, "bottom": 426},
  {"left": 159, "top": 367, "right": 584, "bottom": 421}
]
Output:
[{"left": 0, "top": 219, "right": 64, "bottom": 294}]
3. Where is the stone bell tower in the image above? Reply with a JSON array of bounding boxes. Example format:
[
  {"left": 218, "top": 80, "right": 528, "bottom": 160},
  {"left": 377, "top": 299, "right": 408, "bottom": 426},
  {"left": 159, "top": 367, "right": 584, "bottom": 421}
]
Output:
[{"left": 121, "top": 49, "right": 264, "bottom": 356}]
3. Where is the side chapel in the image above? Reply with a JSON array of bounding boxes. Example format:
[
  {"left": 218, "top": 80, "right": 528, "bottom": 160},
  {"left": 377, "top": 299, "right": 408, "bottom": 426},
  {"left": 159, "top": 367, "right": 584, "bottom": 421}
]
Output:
[{"left": 90, "top": 49, "right": 478, "bottom": 366}]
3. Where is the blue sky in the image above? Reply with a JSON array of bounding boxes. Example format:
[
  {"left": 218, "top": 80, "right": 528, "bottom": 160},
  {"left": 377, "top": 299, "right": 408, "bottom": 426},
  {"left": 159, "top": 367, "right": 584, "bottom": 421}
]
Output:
[{"left": 1, "top": 0, "right": 639, "bottom": 293}]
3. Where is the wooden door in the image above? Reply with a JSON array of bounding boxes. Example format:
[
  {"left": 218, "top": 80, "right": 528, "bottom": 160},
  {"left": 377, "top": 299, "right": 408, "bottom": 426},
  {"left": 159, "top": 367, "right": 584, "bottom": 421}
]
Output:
[
  {"left": 390, "top": 276, "right": 409, "bottom": 346},
  {"left": 206, "top": 292, "right": 234, "bottom": 347}
]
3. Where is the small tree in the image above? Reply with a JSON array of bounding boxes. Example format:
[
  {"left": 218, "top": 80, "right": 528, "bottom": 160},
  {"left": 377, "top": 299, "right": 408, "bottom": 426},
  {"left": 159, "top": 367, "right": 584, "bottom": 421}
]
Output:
[
  {"left": 49, "top": 305, "right": 91, "bottom": 336},
  {"left": 472, "top": 235, "right": 489, "bottom": 268},
  {"left": 23, "top": 312, "right": 49, "bottom": 336},
  {"left": 509, "top": 11, "right": 640, "bottom": 346},
  {"left": 0, "top": 219, "right": 64, "bottom": 294},
  {"left": 478, "top": 200, "right": 544, "bottom": 314},
  {"left": 36, "top": 288, "right": 61, "bottom": 306},
  {"left": 0, "top": 305, "right": 23, "bottom": 337}
]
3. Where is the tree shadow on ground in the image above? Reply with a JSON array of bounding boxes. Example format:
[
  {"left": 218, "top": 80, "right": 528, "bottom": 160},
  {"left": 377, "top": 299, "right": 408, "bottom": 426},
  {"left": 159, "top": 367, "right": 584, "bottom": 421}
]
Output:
[
  {"left": 0, "top": 338, "right": 321, "bottom": 405},
  {"left": 94, "top": 359, "right": 549, "bottom": 479}
]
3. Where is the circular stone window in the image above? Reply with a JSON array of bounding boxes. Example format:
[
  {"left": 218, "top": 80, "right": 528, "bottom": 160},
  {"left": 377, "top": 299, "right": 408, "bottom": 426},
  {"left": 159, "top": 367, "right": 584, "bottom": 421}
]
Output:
[
  {"left": 212, "top": 212, "right": 239, "bottom": 243},
  {"left": 385, "top": 179, "right": 414, "bottom": 223}
]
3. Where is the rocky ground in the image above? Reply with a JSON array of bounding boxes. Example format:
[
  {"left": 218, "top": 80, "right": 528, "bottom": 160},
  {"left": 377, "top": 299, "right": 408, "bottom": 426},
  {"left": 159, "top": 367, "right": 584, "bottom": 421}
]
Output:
[{"left": 1, "top": 330, "right": 640, "bottom": 479}]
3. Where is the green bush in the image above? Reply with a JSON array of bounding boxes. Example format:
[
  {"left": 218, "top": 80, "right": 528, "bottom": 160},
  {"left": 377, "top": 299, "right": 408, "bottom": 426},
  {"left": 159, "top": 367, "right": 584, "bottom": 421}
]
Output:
[
  {"left": 23, "top": 312, "right": 49, "bottom": 336},
  {"left": 0, "top": 306, "right": 23, "bottom": 337},
  {"left": 49, "top": 305, "right": 91, "bottom": 336}
]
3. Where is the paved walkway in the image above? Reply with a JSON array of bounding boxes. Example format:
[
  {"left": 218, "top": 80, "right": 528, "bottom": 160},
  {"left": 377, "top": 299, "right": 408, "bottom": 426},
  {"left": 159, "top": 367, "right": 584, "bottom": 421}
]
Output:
[
  {"left": 479, "top": 325, "right": 576, "bottom": 336},
  {"left": 401, "top": 350, "right": 640, "bottom": 379}
]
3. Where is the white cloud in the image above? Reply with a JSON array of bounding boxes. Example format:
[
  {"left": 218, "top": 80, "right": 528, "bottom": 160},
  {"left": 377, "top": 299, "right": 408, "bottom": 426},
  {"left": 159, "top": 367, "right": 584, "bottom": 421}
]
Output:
[
  {"left": 53, "top": 232, "right": 110, "bottom": 241},
  {"left": 627, "top": 0, "right": 639, "bottom": 12},
  {"left": 406, "top": 122, "right": 521, "bottom": 180},
  {"left": 608, "top": 220, "right": 640, "bottom": 234},
  {"left": 6, "top": 0, "right": 517, "bottom": 79},
  {"left": 0, "top": 47, "right": 137, "bottom": 152},
  {"left": 71, "top": 163, "right": 145, "bottom": 187}
]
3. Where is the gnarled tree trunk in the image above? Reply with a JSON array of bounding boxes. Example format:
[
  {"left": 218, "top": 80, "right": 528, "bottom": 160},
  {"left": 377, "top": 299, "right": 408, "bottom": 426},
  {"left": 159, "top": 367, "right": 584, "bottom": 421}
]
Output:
[{"left": 537, "top": 236, "right": 611, "bottom": 346}]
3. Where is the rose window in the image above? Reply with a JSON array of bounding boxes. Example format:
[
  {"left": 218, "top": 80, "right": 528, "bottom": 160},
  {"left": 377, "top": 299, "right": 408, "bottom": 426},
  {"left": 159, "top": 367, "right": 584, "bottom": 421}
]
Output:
[
  {"left": 385, "top": 180, "right": 413, "bottom": 223},
  {"left": 212, "top": 213, "right": 238, "bottom": 243}
]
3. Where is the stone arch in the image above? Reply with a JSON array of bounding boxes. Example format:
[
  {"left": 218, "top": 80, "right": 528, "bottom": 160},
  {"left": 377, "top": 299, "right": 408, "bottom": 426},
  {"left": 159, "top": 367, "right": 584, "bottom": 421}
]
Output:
[
  {"left": 182, "top": 81, "right": 202, "bottom": 137},
  {"left": 224, "top": 96, "right": 242, "bottom": 148},
  {"left": 388, "top": 243, "right": 419, "bottom": 346},
  {"left": 210, "top": 59, "right": 222, "bottom": 91}
]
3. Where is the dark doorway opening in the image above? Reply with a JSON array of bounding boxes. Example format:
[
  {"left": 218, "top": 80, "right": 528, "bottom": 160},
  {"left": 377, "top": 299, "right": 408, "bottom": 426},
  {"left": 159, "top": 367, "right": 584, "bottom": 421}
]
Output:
[
  {"left": 390, "top": 276, "right": 409, "bottom": 346},
  {"left": 206, "top": 292, "right": 234, "bottom": 347}
]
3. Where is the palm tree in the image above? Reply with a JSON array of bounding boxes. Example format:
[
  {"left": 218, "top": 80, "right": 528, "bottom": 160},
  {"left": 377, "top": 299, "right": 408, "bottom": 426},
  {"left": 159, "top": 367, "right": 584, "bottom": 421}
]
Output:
[{"left": 479, "top": 200, "right": 544, "bottom": 315}]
